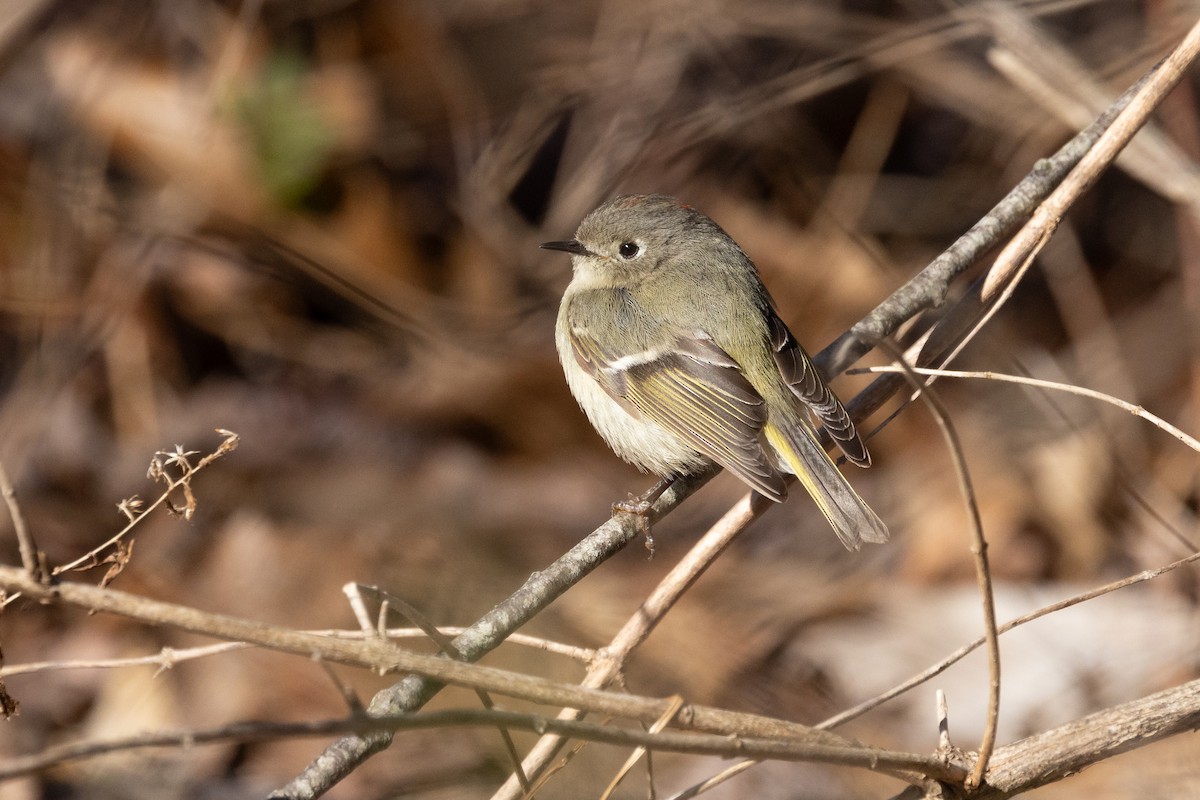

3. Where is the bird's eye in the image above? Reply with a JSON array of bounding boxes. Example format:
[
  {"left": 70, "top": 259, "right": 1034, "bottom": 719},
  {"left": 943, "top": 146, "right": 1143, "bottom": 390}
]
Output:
[{"left": 618, "top": 242, "right": 640, "bottom": 259}]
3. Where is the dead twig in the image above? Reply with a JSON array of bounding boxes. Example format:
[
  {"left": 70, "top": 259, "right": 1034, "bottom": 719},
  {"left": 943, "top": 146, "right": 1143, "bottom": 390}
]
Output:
[
  {"left": 0, "top": 705, "right": 963, "bottom": 785},
  {"left": 875, "top": 340, "right": 1000, "bottom": 788},
  {"left": 492, "top": 492, "right": 774, "bottom": 799},
  {"left": 858, "top": 366, "right": 1200, "bottom": 452},
  {"left": 53, "top": 429, "right": 240, "bottom": 577},
  {"left": 0, "top": 459, "right": 45, "bottom": 583},
  {"left": 819, "top": 550, "right": 1200, "bottom": 730}
]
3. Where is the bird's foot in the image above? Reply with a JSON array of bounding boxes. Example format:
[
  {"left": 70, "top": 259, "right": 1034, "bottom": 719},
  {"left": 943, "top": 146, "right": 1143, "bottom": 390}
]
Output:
[
  {"left": 611, "top": 476, "right": 675, "bottom": 559},
  {"left": 613, "top": 495, "right": 656, "bottom": 557}
]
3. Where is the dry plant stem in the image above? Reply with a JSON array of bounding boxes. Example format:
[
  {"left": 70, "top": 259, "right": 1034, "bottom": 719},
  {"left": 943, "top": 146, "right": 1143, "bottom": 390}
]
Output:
[
  {"left": 355, "top": 584, "right": 530, "bottom": 791},
  {"left": 0, "top": 577, "right": 967, "bottom": 786},
  {"left": 1, "top": 641, "right": 250, "bottom": 678},
  {"left": 860, "top": 366, "right": 1200, "bottom": 452},
  {"left": 0, "top": 706, "right": 962, "bottom": 784},
  {"left": 986, "top": 18, "right": 1200, "bottom": 208},
  {"left": 877, "top": 341, "right": 1000, "bottom": 788},
  {"left": 668, "top": 0, "right": 1102, "bottom": 152},
  {"left": 0, "top": 460, "right": 42, "bottom": 581},
  {"left": 662, "top": 760, "right": 758, "bottom": 800},
  {"left": 53, "top": 431, "right": 239, "bottom": 576},
  {"left": 7, "top": 674, "right": 1195, "bottom": 797},
  {"left": 601, "top": 696, "right": 686, "bottom": 800},
  {"left": 820, "top": 549, "right": 1200, "bottom": 731},
  {"left": 0, "top": 563, "right": 887, "bottom": 752},
  {"left": 356, "top": 627, "right": 592, "bottom": 660},
  {"left": 341, "top": 583, "right": 378, "bottom": 637},
  {"left": 273, "top": 472, "right": 715, "bottom": 798},
  {"left": 0, "top": 628, "right": 593, "bottom": 679},
  {"left": 492, "top": 492, "right": 773, "bottom": 799},
  {"left": 982, "top": 16, "right": 1200, "bottom": 299},
  {"left": 936, "top": 690, "right": 952, "bottom": 752}
]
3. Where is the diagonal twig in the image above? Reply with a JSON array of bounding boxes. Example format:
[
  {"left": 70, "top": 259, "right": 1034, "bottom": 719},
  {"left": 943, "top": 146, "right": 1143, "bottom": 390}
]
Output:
[{"left": 491, "top": 492, "right": 775, "bottom": 798}]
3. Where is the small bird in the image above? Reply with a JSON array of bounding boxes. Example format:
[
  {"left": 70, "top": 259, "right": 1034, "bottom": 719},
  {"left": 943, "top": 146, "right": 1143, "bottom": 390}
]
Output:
[{"left": 542, "top": 194, "right": 888, "bottom": 550}]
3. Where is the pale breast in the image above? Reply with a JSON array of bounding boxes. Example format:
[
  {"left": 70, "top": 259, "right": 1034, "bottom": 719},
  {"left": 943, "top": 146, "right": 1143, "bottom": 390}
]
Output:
[{"left": 555, "top": 302, "right": 707, "bottom": 477}]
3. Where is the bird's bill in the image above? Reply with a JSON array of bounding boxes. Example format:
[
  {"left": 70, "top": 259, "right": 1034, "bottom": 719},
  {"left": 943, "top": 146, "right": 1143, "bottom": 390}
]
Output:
[{"left": 540, "top": 239, "right": 590, "bottom": 255}]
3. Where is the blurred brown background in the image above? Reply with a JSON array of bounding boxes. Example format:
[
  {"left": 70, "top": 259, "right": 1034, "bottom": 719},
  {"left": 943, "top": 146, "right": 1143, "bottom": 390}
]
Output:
[{"left": 0, "top": 0, "right": 1197, "bottom": 798}]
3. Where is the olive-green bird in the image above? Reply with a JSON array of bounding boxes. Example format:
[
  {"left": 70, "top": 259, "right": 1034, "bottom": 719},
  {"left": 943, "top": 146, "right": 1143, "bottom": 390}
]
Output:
[{"left": 542, "top": 194, "right": 888, "bottom": 550}]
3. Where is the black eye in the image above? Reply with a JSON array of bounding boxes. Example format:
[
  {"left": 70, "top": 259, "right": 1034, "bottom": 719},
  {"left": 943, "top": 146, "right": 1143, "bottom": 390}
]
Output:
[{"left": 618, "top": 242, "right": 640, "bottom": 259}]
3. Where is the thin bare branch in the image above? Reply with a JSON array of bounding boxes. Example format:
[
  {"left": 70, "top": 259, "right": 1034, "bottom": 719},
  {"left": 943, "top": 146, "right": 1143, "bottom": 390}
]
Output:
[
  {"left": 819, "top": 550, "right": 1200, "bottom": 730},
  {"left": 493, "top": 491, "right": 773, "bottom": 798},
  {"left": 0, "top": 564, "right": 882, "bottom": 756},
  {"left": 0, "top": 706, "right": 963, "bottom": 785},
  {"left": 1, "top": 627, "right": 592, "bottom": 679},
  {"left": 876, "top": 340, "right": 1000, "bottom": 787},
  {"left": 601, "top": 695, "right": 686, "bottom": 800},
  {"left": 53, "top": 430, "right": 240, "bottom": 576},
  {"left": 355, "top": 584, "right": 531, "bottom": 791},
  {"left": 0, "top": 459, "right": 44, "bottom": 582},
  {"left": 859, "top": 366, "right": 1200, "bottom": 452}
]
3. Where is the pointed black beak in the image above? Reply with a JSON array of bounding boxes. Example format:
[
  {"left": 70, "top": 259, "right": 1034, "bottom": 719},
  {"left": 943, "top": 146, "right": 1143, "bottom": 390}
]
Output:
[{"left": 540, "top": 239, "right": 589, "bottom": 256}]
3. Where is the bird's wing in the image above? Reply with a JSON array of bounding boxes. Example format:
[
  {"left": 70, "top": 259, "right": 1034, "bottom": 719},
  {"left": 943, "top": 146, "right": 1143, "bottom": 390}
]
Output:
[
  {"left": 567, "top": 326, "right": 787, "bottom": 500},
  {"left": 767, "top": 310, "right": 871, "bottom": 467}
]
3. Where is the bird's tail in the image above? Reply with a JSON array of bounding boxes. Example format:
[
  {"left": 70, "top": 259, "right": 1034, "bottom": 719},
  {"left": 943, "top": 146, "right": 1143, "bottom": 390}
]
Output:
[{"left": 764, "top": 418, "right": 890, "bottom": 550}]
